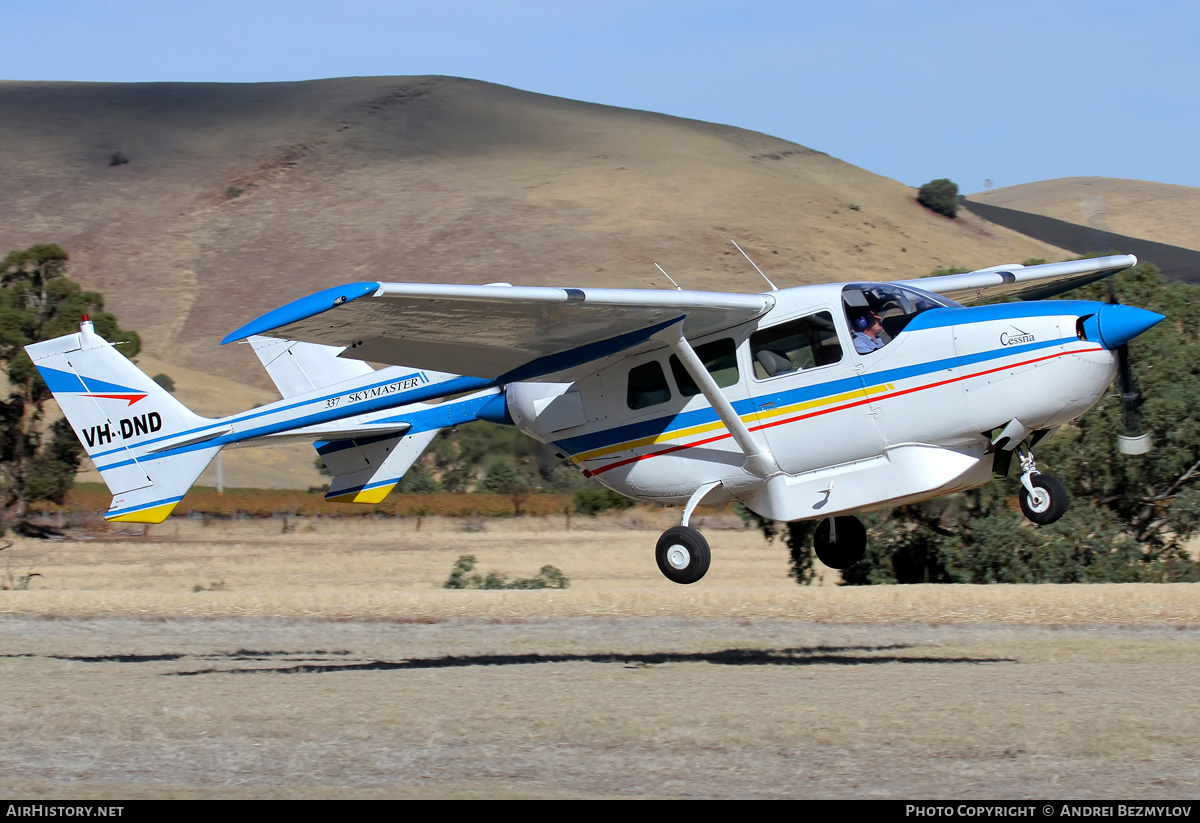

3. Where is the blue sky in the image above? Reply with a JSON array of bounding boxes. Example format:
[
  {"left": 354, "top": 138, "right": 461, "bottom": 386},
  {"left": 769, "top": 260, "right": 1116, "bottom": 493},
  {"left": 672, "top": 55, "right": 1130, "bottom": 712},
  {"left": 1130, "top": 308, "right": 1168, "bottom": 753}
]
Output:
[{"left": 3, "top": 1, "right": 1197, "bottom": 194}]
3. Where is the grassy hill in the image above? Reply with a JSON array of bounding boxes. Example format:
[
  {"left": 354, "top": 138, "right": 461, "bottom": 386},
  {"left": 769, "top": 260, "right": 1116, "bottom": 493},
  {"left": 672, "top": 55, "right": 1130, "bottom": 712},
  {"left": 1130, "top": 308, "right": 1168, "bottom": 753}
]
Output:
[
  {"left": 1, "top": 75, "right": 1078, "bottom": 487},
  {"left": 1, "top": 76, "right": 1072, "bottom": 383},
  {"left": 967, "top": 177, "right": 1200, "bottom": 253}
]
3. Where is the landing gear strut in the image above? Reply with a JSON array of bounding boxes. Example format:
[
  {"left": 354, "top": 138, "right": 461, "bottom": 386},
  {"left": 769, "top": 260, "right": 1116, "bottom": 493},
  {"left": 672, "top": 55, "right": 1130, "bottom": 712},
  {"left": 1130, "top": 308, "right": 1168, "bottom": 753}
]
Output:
[
  {"left": 813, "top": 515, "right": 867, "bottom": 569},
  {"left": 1016, "top": 445, "right": 1068, "bottom": 525}
]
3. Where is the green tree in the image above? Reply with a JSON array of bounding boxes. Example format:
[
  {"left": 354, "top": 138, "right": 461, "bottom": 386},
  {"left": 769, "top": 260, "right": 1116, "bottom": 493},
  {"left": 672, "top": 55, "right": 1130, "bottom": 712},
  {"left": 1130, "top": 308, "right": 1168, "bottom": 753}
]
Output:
[
  {"left": 0, "top": 245, "right": 140, "bottom": 530},
  {"left": 398, "top": 464, "right": 442, "bottom": 493},
  {"left": 476, "top": 455, "right": 537, "bottom": 515},
  {"left": 917, "top": 178, "right": 960, "bottom": 218},
  {"left": 573, "top": 483, "right": 636, "bottom": 516},
  {"left": 431, "top": 424, "right": 547, "bottom": 492}
]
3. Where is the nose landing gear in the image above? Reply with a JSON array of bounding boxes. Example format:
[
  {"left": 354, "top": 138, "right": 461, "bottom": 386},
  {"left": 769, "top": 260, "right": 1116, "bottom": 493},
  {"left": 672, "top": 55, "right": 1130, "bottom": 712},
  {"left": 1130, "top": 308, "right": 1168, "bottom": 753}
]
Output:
[
  {"left": 813, "top": 515, "right": 867, "bottom": 569},
  {"left": 1016, "top": 445, "right": 1068, "bottom": 525}
]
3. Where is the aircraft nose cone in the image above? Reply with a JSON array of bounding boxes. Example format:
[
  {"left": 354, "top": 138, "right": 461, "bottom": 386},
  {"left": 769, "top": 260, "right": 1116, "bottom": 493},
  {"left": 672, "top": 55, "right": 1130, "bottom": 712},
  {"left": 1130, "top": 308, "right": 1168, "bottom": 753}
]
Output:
[{"left": 1094, "top": 303, "right": 1165, "bottom": 349}]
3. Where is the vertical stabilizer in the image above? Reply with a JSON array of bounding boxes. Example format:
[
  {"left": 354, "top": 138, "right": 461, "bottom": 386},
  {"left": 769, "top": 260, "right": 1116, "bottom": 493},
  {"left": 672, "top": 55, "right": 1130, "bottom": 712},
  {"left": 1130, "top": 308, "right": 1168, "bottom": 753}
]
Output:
[
  {"left": 248, "top": 336, "right": 375, "bottom": 398},
  {"left": 25, "top": 319, "right": 221, "bottom": 523}
]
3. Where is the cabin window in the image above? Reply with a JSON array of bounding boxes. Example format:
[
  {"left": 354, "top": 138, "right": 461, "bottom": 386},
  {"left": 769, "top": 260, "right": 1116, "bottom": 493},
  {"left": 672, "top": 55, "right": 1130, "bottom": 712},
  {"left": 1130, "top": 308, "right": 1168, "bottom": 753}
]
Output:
[
  {"left": 750, "top": 311, "right": 843, "bottom": 379},
  {"left": 627, "top": 360, "right": 672, "bottom": 410},
  {"left": 669, "top": 338, "right": 740, "bottom": 397}
]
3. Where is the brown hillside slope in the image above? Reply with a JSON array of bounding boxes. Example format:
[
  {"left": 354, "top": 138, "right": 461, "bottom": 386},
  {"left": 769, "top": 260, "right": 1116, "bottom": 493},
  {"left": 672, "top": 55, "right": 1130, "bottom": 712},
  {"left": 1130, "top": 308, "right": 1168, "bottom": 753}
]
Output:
[
  {"left": 968, "top": 177, "right": 1200, "bottom": 252},
  {"left": 1, "top": 76, "right": 1070, "bottom": 391}
]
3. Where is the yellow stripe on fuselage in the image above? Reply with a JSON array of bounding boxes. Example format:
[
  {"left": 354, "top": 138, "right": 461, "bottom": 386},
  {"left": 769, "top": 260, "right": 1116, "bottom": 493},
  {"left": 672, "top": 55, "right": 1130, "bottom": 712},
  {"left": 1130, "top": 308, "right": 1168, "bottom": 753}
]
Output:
[{"left": 573, "top": 382, "right": 895, "bottom": 462}]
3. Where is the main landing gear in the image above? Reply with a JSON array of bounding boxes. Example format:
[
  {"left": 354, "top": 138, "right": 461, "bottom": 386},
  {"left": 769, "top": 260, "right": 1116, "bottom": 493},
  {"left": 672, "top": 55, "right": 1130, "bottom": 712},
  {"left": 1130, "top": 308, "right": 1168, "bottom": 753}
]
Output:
[
  {"left": 655, "top": 526, "right": 711, "bottom": 585},
  {"left": 1016, "top": 445, "right": 1068, "bottom": 525},
  {"left": 655, "top": 481, "right": 720, "bottom": 584},
  {"left": 813, "top": 515, "right": 867, "bottom": 569}
]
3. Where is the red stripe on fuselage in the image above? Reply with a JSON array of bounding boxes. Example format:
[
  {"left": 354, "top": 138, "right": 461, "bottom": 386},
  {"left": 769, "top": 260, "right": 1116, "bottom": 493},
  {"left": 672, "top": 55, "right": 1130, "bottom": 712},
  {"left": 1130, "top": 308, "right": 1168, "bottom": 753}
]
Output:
[{"left": 581, "top": 346, "right": 1100, "bottom": 478}]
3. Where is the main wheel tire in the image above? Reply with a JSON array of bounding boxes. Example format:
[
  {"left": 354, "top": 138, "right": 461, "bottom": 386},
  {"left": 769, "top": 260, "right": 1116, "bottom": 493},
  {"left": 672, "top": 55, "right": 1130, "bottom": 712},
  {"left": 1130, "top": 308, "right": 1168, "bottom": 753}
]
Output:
[
  {"left": 812, "top": 516, "right": 867, "bottom": 569},
  {"left": 655, "top": 526, "right": 711, "bottom": 584},
  {"left": 1020, "top": 474, "right": 1068, "bottom": 525}
]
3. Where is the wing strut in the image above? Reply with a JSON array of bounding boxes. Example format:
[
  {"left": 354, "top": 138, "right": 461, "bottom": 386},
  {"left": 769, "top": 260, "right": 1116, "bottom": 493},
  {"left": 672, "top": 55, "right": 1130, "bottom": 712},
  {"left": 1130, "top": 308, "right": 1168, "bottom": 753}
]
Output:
[{"left": 652, "top": 321, "right": 778, "bottom": 478}]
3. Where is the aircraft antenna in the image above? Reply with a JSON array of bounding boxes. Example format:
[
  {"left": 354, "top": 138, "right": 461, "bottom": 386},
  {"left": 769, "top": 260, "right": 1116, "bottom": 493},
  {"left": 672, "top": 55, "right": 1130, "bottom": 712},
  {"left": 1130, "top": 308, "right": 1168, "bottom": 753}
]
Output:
[
  {"left": 654, "top": 263, "right": 683, "bottom": 290},
  {"left": 731, "top": 240, "right": 777, "bottom": 291}
]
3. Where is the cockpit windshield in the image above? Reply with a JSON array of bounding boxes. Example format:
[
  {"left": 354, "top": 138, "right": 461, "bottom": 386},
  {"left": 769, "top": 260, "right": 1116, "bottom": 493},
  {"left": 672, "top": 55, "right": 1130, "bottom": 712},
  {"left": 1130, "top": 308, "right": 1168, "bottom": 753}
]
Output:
[{"left": 842, "top": 284, "right": 960, "bottom": 354}]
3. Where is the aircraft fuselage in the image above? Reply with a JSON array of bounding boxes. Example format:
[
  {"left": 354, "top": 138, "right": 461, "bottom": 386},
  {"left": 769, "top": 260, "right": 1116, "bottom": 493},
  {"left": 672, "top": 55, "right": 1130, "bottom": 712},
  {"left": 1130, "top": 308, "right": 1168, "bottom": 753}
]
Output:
[{"left": 508, "top": 283, "right": 1130, "bottom": 522}]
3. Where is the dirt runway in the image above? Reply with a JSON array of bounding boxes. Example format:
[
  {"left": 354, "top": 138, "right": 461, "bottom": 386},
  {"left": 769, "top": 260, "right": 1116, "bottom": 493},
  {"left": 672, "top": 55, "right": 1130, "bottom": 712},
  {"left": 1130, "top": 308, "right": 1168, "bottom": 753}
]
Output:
[
  {"left": 1, "top": 616, "right": 1197, "bottom": 799},
  {"left": 0, "top": 515, "right": 1197, "bottom": 799}
]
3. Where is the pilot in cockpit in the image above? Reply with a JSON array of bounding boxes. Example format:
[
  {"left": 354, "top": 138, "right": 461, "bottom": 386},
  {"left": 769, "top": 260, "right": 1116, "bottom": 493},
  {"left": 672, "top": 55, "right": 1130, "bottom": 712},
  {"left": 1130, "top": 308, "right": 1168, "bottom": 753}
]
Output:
[{"left": 850, "top": 307, "right": 886, "bottom": 354}]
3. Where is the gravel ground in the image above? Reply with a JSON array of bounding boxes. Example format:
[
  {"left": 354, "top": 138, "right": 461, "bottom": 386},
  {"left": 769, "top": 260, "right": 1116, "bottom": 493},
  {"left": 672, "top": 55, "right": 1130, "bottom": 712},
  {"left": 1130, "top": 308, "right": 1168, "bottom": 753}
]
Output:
[{"left": 0, "top": 616, "right": 1196, "bottom": 799}]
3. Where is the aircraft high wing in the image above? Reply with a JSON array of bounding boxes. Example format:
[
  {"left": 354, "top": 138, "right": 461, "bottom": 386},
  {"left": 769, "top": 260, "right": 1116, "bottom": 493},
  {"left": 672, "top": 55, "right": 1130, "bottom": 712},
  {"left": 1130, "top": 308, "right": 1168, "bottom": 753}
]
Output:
[
  {"left": 222, "top": 283, "right": 775, "bottom": 380},
  {"left": 222, "top": 256, "right": 1138, "bottom": 375},
  {"left": 895, "top": 254, "right": 1137, "bottom": 303}
]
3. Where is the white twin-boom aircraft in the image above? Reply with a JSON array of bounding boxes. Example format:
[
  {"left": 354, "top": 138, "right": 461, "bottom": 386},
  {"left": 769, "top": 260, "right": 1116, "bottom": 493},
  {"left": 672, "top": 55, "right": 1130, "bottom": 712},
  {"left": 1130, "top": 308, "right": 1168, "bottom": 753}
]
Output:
[{"left": 28, "top": 254, "right": 1163, "bottom": 582}]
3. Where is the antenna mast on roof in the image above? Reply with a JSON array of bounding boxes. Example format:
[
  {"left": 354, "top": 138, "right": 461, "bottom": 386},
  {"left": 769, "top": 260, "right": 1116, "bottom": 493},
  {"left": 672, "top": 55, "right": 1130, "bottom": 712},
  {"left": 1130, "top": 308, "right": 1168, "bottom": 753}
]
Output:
[
  {"left": 731, "top": 240, "right": 777, "bottom": 291},
  {"left": 654, "top": 263, "right": 683, "bottom": 290}
]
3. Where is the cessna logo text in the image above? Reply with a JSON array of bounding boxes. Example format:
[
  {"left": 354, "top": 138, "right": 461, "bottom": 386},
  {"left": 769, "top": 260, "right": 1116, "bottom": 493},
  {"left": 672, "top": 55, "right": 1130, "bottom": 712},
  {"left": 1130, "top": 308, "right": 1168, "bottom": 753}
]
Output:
[
  {"left": 81, "top": 412, "right": 162, "bottom": 448},
  {"left": 345, "top": 375, "right": 428, "bottom": 404},
  {"left": 1000, "top": 327, "right": 1036, "bottom": 347}
]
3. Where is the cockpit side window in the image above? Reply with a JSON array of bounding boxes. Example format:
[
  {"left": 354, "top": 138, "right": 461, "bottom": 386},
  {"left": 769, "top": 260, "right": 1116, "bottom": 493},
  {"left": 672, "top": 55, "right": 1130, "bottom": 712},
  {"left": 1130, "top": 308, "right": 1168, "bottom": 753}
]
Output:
[
  {"left": 669, "top": 338, "right": 739, "bottom": 397},
  {"left": 842, "top": 283, "right": 956, "bottom": 355},
  {"left": 750, "top": 311, "right": 843, "bottom": 380},
  {"left": 627, "top": 360, "right": 671, "bottom": 410}
]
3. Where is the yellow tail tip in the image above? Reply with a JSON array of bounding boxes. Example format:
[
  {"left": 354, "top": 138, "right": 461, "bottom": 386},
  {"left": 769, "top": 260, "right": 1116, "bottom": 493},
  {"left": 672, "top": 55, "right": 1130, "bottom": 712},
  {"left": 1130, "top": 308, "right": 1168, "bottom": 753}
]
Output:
[
  {"left": 105, "top": 501, "right": 180, "bottom": 524},
  {"left": 325, "top": 483, "right": 397, "bottom": 505}
]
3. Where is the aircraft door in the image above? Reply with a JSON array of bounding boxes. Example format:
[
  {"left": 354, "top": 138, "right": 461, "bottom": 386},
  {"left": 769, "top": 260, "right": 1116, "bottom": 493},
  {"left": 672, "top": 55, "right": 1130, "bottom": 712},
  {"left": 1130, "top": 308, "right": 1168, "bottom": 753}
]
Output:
[
  {"left": 748, "top": 309, "right": 885, "bottom": 475},
  {"left": 842, "top": 283, "right": 967, "bottom": 448}
]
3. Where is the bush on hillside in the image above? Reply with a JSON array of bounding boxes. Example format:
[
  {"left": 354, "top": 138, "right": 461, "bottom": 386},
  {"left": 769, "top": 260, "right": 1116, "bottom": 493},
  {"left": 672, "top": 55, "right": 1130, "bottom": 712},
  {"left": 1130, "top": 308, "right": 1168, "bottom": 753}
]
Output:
[{"left": 917, "top": 178, "right": 960, "bottom": 218}]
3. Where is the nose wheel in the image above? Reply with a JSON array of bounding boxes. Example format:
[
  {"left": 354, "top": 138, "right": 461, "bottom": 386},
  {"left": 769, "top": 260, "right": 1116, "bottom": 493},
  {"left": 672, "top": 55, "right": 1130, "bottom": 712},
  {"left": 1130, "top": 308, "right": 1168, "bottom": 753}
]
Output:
[
  {"left": 1017, "top": 446, "right": 1068, "bottom": 525},
  {"left": 813, "top": 515, "right": 867, "bottom": 569},
  {"left": 655, "top": 526, "right": 711, "bottom": 584}
]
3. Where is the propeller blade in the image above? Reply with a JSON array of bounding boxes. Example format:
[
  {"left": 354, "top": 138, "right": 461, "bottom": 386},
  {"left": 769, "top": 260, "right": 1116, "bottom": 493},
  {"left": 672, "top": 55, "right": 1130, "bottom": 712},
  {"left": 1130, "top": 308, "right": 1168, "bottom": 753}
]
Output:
[{"left": 1107, "top": 284, "right": 1153, "bottom": 455}]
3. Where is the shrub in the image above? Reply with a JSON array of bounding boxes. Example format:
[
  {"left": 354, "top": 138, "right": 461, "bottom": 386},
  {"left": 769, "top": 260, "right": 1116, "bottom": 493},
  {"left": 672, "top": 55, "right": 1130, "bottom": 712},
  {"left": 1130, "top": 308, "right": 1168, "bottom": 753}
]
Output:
[
  {"left": 443, "top": 554, "right": 569, "bottom": 589},
  {"left": 917, "top": 178, "right": 959, "bottom": 218},
  {"left": 574, "top": 484, "right": 637, "bottom": 516}
]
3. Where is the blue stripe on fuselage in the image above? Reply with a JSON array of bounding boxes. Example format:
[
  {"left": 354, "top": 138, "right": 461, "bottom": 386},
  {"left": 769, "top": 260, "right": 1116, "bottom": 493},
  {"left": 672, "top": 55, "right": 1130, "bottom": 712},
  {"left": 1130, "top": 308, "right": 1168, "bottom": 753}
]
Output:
[
  {"left": 313, "top": 394, "right": 493, "bottom": 456},
  {"left": 553, "top": 334, "right": 1082, "bottom": 456},
  {"left": 904, "top": 300, "right": 1102, "bottom": 331},
  {"left": 86, "top": 369, "right": 439, "bottom": 461},
  {"left": 93, "top": 375, "right": 497, "bottom": 472}
]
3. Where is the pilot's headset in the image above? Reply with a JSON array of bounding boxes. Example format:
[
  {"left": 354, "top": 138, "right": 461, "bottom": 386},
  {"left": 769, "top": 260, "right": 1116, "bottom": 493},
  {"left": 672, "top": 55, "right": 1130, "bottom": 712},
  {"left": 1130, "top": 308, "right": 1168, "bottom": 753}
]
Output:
[{"left": 853, "top": 309, "right": 875, "bottom": 331}]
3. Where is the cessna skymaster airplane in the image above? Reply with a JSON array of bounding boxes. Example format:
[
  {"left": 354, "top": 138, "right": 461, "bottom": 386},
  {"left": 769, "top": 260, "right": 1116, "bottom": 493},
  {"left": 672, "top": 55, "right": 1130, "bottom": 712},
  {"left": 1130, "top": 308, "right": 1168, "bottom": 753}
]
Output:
[{"left": 28, "top": 254, "right": 1163, "bottom": 583}]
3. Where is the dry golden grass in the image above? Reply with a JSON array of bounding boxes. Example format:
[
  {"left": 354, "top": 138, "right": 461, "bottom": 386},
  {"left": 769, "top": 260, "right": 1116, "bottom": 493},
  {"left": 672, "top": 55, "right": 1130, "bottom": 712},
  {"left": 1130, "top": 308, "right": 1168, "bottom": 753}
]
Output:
[
  {"left": 970, "top": 177, "right": 1200, "bottom": 252},
  {"left": 3, "top": 514, "right": 1197, "bottom": 625}
]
